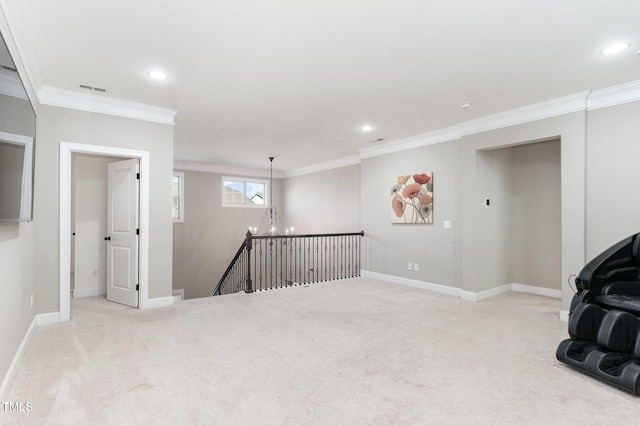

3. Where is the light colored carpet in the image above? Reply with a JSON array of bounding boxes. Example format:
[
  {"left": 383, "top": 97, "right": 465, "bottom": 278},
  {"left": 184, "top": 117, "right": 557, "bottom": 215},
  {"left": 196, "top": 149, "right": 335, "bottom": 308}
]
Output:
[{"left": 3, "top": 277, "right": 639, "bottom": 425}]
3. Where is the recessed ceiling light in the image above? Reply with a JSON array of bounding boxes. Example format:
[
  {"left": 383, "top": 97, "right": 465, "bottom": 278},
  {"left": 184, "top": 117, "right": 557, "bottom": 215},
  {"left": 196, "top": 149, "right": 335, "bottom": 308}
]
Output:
[
  {"left": 360, "top": 124, "right": 374, "bottom": 132},
  {"left": 148, "top": 70, "right": 168, "bottom": 80},
  {"left": 602, "top": 42, "right": 630, "bottom": 55}
]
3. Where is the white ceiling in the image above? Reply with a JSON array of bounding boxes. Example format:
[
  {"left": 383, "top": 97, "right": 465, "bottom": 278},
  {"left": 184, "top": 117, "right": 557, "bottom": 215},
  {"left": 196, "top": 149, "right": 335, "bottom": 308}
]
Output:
[{"left": 9, "top": 0, "right": 640, "bottom": 171}]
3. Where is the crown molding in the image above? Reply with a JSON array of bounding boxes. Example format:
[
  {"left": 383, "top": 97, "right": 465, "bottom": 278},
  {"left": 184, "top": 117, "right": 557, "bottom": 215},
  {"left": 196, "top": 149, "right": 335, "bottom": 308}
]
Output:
[
  {"left": 357, "top": 80, "right": 640, "bottom": 162},
  {"left": 459, "top": 91, "right": 590, "bottom": 136},
  {"left": 0, "top": 73, "right": 27, "bottom": 100},
  {"left": 39, "top": 86, "right": 178, "bottom": 125},
  {"left": 173, "top": 160, "right": 284, "bottom": 179},
  {"left": 587, "top": 80, "right": 640, "bottom": 111},
  {"left": 282, "top": 155, "right": 361, "bottom": 178},
  {"left": 359, "top": 126, "right": 461, "bottom": 159}
]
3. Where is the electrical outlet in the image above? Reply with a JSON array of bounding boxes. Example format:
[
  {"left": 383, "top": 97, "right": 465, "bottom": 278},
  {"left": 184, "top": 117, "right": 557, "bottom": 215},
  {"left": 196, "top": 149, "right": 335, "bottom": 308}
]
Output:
[
  {"left": 407, "top": 262, "right": 413, "bottom": 271},
  {"left": 414, "top": 263, "right": 419, "bottom": 271}
]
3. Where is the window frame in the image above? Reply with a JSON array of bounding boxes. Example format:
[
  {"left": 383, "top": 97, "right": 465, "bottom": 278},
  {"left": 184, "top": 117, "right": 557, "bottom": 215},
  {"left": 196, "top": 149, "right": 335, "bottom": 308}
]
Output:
[
  {"left": 221, "top": 176, "right": 269, "bottom": 208},
  {"left": 172, "top": 172, "right": 184, "bottom": 222}
]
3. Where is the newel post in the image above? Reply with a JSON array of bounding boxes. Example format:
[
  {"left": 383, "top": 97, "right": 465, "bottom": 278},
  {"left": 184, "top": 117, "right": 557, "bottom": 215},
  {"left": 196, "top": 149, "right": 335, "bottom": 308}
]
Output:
[{"left": 245, "top": 230, "right": 254, "bottom": 293}]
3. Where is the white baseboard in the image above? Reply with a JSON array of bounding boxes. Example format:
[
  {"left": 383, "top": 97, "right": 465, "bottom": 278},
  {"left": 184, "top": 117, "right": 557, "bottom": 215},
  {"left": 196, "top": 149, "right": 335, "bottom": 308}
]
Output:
[
  {"left": 0, "top": 312, "right": 60, "bottom": 401},
  {"left": 462, "top": 283, "right": 562, "bottom": 302},
  {"left": 512, "top": 283, "right": 562, "bottom": 299},
  {"left": 36, "top": 312, "right": 60, "bottom": 326},
  {"left": 72, "top": 287, "right": 106, "bottom": 298},
  {"left": 143, "top": 296, "right": 175, "bottom": 309},
  {"left": 361, "top": 271, "right": 564, "bottom": 307},
  {"left": 361, "top": 270, "right": 460, "bottom": 297},
  {"left": 461, "top": 284, "right": 513, "bottom": 302}
]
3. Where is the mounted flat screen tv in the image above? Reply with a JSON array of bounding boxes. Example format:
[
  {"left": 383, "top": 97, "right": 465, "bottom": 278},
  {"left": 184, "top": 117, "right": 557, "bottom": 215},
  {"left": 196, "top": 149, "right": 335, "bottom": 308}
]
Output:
[{"left": 0, "top": 30, "right": 36, "bottom": 222}]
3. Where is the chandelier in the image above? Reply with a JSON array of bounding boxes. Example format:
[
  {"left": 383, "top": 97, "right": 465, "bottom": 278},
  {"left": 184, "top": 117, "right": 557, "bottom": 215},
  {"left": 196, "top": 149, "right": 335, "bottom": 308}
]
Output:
[{"left": 251, "top": 157, "right": 294, "bottom": 235}]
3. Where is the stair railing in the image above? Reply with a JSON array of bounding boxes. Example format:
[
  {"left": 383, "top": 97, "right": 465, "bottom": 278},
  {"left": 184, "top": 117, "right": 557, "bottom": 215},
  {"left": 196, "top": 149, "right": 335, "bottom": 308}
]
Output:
[{"left": 213, "top": 230, "right": 364, "bottom": 296}]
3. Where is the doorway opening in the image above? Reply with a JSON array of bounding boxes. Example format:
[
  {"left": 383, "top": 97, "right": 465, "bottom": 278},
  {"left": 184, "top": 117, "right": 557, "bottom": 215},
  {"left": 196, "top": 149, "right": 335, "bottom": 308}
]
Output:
[
  {"left": 71, "top": 154, "right": 139, "bottom": 308},
  {"left": 59, "top": 142, "right": 150, "bottom": 322},
  {"left": 475, "top": 138, "right": 562, "bottom": 296}
]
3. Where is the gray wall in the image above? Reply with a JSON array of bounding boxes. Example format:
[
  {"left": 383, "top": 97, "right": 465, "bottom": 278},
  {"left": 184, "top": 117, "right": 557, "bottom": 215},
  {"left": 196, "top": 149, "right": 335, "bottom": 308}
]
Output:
[
  {"left": 360, "top": 112, "right": 583, "bottom": 311},
  {"left": 0, "top": 220, "right": 37, "bottom": 394},
  {"left": 360, "top": 140, "right": 462, "bottom": 287},
  {"left": 0, "top": 93, "right": 36, "bottom": 137},
  {"left": 476, "top": 148, "right": 513, "bottom": 289},
  {"left": 36, "top": 105, "right": 175, "bottom": 311},
  {"left": 2, "top": 102, "right": 174, "bottom": 391},
  {"left": 460, "top": 112, "right": 586, "bottom": 311},
  {"left": 282, "top": 164, "right": 361, "bottom": 234},
  {"left": 512, "top": 140, "right": 561, "bottom": 289},
  {"left": 172, "top": 170, "right": 283, "bottom": 299},
  {"left": 0, "top": 12, "right": 36, "bottom": 396},
  {"left": 586, "top": 101, "right": 640, "bottom": 259},
  {"left": 475, "top": 140, "right": 561, "bottom": 290}
]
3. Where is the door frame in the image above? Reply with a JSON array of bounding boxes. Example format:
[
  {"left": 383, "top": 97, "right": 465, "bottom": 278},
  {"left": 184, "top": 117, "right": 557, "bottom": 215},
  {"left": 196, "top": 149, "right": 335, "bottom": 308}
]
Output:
[{"left": 59, "top": 142, "right": 150, "bottom": 322}]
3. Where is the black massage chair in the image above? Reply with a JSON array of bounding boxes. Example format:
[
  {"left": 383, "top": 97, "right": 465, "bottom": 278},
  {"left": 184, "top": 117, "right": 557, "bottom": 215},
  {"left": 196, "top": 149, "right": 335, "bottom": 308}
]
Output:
[{"left": 556, "top": 232, "right": 640, "bottom": 394}]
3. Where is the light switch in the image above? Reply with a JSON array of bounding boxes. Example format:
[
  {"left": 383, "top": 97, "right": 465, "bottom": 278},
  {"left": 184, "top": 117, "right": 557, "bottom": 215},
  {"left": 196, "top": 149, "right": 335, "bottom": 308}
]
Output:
[{"left": 443, "top": 220, "right": 452, "bottom": 229}]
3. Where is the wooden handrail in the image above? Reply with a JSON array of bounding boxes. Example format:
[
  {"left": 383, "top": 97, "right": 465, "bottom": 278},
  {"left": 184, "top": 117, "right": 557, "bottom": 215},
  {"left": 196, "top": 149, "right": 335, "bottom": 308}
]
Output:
[{"left": 251, "top": 231, "right": 364, "bottom": 240}]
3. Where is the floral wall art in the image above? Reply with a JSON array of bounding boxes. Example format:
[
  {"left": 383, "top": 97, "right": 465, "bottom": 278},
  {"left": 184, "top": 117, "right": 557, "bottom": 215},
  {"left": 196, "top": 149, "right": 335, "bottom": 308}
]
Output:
[{"left": 390, "top": 173, "right": 433, "bottom": 224}]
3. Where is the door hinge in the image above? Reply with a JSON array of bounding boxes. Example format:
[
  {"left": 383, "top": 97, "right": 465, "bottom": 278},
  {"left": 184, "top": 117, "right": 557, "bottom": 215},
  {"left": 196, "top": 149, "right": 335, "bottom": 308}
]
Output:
[
  {"left": 136, "top": 228, "right": 140, "bottom": 235},
  {"left": 136, "top": 172, "right": 140, "bottom": 180},
  {"left": 136, "top": 284, "right": 139, "bottom": 291}
]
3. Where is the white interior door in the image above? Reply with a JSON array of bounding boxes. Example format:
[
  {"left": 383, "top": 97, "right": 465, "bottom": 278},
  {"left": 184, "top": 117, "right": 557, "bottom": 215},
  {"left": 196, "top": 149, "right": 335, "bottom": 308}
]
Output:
[{"left": 106, "top": 158, "right": 139, "bottom": 307}]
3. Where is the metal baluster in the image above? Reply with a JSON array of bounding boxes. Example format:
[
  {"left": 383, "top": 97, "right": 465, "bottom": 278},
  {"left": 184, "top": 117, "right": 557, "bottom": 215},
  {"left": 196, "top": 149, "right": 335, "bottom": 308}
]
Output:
[
  {"left": 279, "top": 237, "right": 283, "bottom": 288},
  {"left": 347, "top": 236, "right": 352, "bottom": 277},
  {"left": 214, "top": 232, "right": 364, "bottom": 296},
  {"left": 245, "top": 232, "right": 253, "bottom": 293},
  {"left": 322, "top": 237, "right": 327, "bottom": 282},
  {"left": 341, "top": 235, "right": 345, "bottom": 279},
  {"left": 288, "top": 237, "right": 293, "bottom": 285},
  {"left": 332, "top": 236, "right": 336, "bottom": 280}
]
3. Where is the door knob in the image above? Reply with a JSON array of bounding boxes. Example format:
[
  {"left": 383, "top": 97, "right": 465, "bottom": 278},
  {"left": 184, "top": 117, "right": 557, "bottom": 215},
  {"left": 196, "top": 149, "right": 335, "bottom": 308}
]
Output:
[{"left": 104, "top": 236, "right": 111, "bottom": 241}]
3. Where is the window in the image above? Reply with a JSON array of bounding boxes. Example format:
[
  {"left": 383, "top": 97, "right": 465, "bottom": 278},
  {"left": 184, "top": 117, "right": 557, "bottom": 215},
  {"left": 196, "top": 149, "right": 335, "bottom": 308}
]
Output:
[
  {"left": 172, "top": 172, "right": 184, "bottom": 222},
  {"left": 222, "top": 177, "right": 268, "bottom": 207}
]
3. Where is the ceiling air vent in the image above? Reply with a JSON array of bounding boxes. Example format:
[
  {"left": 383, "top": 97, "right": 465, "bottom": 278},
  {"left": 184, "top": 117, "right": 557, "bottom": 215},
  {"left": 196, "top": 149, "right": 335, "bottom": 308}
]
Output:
[{"left": 79, "top": 84, "right": 108, "bottom": 93}]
